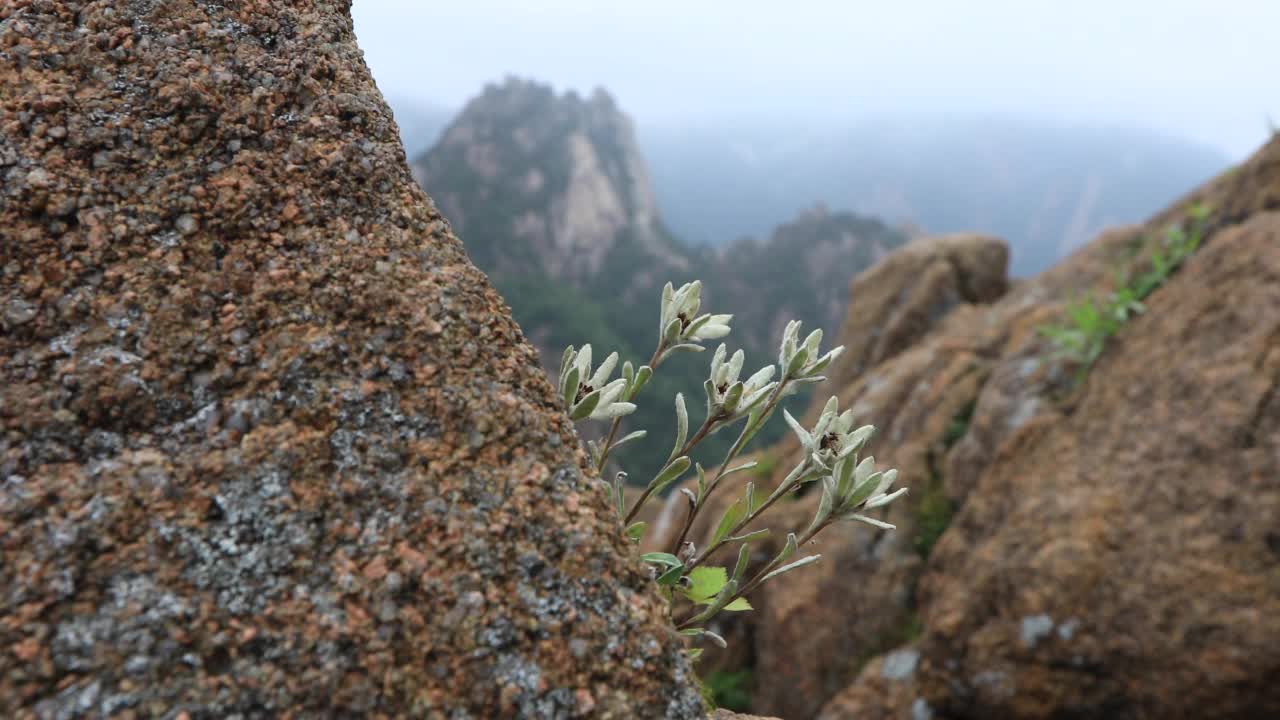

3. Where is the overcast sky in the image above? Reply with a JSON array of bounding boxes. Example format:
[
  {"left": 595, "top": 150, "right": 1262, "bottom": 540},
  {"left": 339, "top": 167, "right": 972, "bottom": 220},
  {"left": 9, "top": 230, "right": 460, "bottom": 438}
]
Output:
[{"left": 352, "top": 0, "right": 1279, "bottom": 159}]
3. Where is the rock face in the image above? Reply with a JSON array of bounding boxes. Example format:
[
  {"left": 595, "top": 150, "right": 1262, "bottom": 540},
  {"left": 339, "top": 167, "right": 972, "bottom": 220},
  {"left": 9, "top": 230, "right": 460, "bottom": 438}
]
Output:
[
  {"left": 693, "top": 138, "right": 1280, "bottom": 719},
  {"left": 0, "top": 2, "right": 701, "bottom": 717},
  {"left": 413, "top": 77, "right": 680, "bottom": 286},
  {"left": 817, "top": 232, "right": 1008, "bottom": 398},
  {"left": 707, "top": 204, "right": 907, "bottom": 365}
]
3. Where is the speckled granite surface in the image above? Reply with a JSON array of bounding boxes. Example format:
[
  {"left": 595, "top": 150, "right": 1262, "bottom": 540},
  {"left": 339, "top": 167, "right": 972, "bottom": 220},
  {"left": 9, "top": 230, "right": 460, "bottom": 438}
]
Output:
[{"left": 0, "top": 1, "right": 701, "bottom": 716}]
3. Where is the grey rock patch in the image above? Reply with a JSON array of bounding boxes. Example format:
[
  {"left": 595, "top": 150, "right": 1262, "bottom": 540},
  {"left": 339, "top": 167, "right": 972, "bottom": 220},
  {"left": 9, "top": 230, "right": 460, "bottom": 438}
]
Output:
[
  {"left": 881, "top": 647, "right": 921, "bottom": 680},
  {"left": 1021, "top": 613, "right": 1055, "bottom": 648}
]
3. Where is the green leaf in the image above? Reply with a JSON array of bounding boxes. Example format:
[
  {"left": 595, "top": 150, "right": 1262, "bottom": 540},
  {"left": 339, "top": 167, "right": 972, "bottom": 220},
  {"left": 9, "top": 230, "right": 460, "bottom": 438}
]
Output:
[
  {"left": 684, "top": 566, "right": 728, "bottom": 604},
  {"left": 695, "top": 462, "right": 707, "bottom": 502},
  {"left": 641, "top": 552, "right": 682, "bottom": 568},
  {"left": 845, "top": 471, "right": 882, "bottom": 509},
  {"left": 559, "top": 345, "right": 575, "bottom": 384},
  {"left": 649, "top": 456, "right": 691, "bottom": 494},
  {"left": 670, "top": 393, "right": 688, "bottom": 463},
  {"left": 728, "top": 528, "right": 770, "bottom": 543},
  {"left": 745, "top": 480, "right": 756, "bottom": 514},
  {"left": 712, "top": 500, "right": 744, "bottom": 546},
  {"left": 723, "top": 381, "right": 744, "bottom": 414},
  {"left": 776, "top": 532, "right": 798, "bottom": 564},
  {"left": 630, "top": 365, "right": 652, "bottom": 399},
  {"left": 785, "top": 346, "right": 810, "bottom": 377},
  {"left": 686, "top": 647, "right": 703, "bottom": 661},
  {"left": 612, "top": 429, "right": 647, "bottom": 451},
  {"left": 561, "top": 365, "right": 580, "bottom": 410},
  {"left": 663, "top": 318, "right": 682, "bottom": 345},
  {"left": 732, "top": 542, "right": 751, "bottom": 582},
  {"left": 625, "top": 521, "right": 647, "bottom": 543},
  {"left": 570, "top": 387, "right": 601, "bottom": 421},
  {"left": 666, "top": 343, "right": 705, "bottom": 355},
  {"left": 761, "top": 554, "right": 821, "bottom": 583},
  {"left": 657, "top": 564, "right": 686, "bottom": 586},
  {"left": 723, "top": 597, "right": 752, "bottom": 611}
]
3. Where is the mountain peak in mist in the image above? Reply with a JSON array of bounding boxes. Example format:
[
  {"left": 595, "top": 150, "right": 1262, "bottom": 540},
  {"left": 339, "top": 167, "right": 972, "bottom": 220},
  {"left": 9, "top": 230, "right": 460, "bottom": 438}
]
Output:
[{"left": 413, "top": 76, "right": 680, "bottom": 287}]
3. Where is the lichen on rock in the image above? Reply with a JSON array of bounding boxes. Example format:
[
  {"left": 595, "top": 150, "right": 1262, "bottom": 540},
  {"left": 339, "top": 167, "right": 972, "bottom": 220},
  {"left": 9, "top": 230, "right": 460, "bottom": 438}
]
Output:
[{"left": 0, "top": 1, "right": 701, "bottom": 716}]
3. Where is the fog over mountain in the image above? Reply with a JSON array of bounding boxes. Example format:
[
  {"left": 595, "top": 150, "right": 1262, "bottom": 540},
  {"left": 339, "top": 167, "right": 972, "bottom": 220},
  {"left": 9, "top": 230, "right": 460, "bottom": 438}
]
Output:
[
  {"left": 639, "top": 116, "right": 1230, "bottom": 276},
  {"left": 354, "top": 0, "right": 1280, "bottom": 160},
  {"left": 389, "top": 94, "right": 1230, "bottom": 276}
]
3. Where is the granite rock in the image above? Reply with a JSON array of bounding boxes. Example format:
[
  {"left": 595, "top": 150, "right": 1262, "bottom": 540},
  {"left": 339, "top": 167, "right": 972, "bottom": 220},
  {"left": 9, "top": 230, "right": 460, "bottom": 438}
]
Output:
[{"left": 0, "top": 1, "right": 701, "bottom": 717}]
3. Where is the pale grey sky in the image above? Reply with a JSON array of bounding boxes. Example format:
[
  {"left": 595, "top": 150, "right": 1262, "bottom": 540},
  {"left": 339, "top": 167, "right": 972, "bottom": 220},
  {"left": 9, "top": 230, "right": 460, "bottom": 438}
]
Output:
[{"left": 352, "top": 0, "right": 1279, "bottom": 159}]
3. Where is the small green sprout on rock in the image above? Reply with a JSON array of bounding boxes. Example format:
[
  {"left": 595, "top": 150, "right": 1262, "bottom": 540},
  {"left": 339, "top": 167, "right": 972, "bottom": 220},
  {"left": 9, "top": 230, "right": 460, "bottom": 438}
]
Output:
[
  {"left": 558, "top": 280, "right": 906, "bottom": 652},
  {"left": 1039, "top": 204, "right": 1211, "bottom": 382}
]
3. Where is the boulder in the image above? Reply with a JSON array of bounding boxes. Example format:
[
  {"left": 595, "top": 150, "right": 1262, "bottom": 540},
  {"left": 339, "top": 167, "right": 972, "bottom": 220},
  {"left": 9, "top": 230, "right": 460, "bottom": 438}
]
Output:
[
  {"left": 819, "top": 233, "right": 1008, "bottom": 398},
  {"left": 0, "top": 2, "right": 700, "bottom": 717},
  {"left": 686, "top": 138, "right": 1280, "bottom": 719},
  {"left": 912, "top": 204, "right": 1280, "bottom": 719},
  {"left": 811, "top": 136, "right": 1280, "bottom": 719}
]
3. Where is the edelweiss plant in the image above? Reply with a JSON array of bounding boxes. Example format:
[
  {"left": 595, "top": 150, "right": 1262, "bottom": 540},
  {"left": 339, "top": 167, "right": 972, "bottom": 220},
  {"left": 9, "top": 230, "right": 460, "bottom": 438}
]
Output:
[{"left": 560, "top": 280, "right": 906, "bottom": 652}]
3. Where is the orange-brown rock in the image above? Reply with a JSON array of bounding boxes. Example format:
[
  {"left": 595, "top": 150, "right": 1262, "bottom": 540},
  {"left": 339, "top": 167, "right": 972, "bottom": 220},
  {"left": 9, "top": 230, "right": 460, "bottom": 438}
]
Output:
[
  {"left": 688, "top": 139, "right": 1280, "bottom": 719},
  {"left": 0, "top": 1, "right": 701, "bottom": 717},
  {"left": 910, "top": 198, "right": 1280, "bottom": 720},
  {"left": 820, "top": 232, "right": 1008, "bottom": 397}
]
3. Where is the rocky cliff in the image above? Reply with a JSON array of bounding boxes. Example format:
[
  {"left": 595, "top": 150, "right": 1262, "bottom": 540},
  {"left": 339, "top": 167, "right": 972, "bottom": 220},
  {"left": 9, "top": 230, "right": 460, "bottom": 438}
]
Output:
[
  {"left": 413, "top": 77, "right": 684, "bottom": 289},
  {"left": 0, "top": 2, "right": 702, "bottom": 717},
  {"left": 649, "top": 138, "right": 1280, "bottom": 719},
  {"left": 413, "top": 80, "right": 909, "bottom": 483}
]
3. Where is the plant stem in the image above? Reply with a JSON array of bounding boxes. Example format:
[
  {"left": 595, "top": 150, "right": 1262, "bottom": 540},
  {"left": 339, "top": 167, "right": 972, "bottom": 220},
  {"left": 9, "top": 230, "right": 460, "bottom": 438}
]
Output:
[
  {"left": 677, "top": 518, "right": 830, "bottom": 630},
  {"left": 595, "top": 343, "right": 665, "bottom": 476},
  {"left": 623, "top": 415, "right": 718, "bottom": 525},
  {"left": 668, "top": 379, "right": 790, "bottom": 555},
  {"left": 682, "top": 461, "right": 812, "bottom": 573}
]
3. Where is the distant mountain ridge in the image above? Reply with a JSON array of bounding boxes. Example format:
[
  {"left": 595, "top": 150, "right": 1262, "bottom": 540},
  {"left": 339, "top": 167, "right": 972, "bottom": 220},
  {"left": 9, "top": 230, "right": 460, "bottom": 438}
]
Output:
[
  {"left": 408, "top": 78, "right": 907, "bottom": 475},
  {"left": 413, "top": 78, "right": 686, "bottom": 295},
  {"left": 640, "top": 116, "right": 1231, "bottom": 275}
]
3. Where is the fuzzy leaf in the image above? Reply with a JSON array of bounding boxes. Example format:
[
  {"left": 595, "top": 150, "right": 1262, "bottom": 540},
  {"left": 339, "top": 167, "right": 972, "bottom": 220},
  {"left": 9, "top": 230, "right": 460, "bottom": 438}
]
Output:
[
  {"left": 723, "top": 381, "right": 744, "bottom": 414},
  {"left": 641, "top": 552, "right": 682, "bottom": 568},
  {"left": 656, "top": 564, "right": 686, "bottom": 586},
  {"left": 559, "top": 345, "right": 575, "bottom": 384},
  {"left": 712, "top": 500, "right": 744, "bottom": 546},
  {"left": 761, "top": 554, "right": 822, "bottom": 583},
  {"left": 569, "top": 387, "right": 601, "bottom": 421},
  {"left": 663, "top": 317, "right": 682, "bottom": 345},
  {"left": 732, "top": 543, "right": 751, "bottom": 582},
  {"left": 561, "top": 366, "right": 580, "bottom": 410},
  {"left": 649, "top": 456, "right": 691, "bottom": 494},
  {"left": 670, "top": 393, "right": 688, "bottom": 462},
  {"left": 625, "top": 521, "right": 647, "bottom": 543},
  {"left": 729, "top": 528, "right": 770, "bottom": 543},
  {"left": 776, "top": 532, "right": 798, "bottom": 564},
  {"left": 723, "top": 597, "right": 753, "bottom": 611},
  {"left": 785, "top": 346, "right": 810, "bottom": 377},
  {"left": 612, "top": 429, "right": 647, "bottom": 451},
  {"left": 630, "top": 365, "right": 653, "bottom": 399},
  {"left": 666, "top": 342, "right": 705, "bottom": 355}
]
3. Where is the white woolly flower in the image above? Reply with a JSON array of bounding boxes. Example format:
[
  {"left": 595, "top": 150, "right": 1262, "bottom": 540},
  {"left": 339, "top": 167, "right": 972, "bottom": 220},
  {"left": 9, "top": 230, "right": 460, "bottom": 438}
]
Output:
[
  {"left": 559, "top": 344, "right": 637, "bottom": 421},
  {"left": 834, "top": 459, "right": 906, "bottom": 529},
  {"left": 783, "top": 395, "right": 875, "bottom": 471},
  {"left": 705, "top": 344, "right": 777, "bottom": 418},
  {"left": 778, "top": 320, "right": 844, "bottom": 382},
  {"left": 658, "top": 280, "right": 732, "bottom": 353}
]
